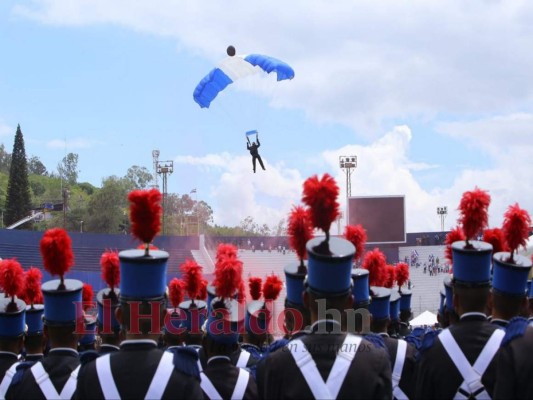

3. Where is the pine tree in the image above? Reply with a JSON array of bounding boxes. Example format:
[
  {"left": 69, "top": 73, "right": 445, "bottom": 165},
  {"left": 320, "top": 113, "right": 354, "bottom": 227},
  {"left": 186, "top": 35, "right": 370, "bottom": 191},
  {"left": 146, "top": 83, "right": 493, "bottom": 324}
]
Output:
[{"left": 4, "top": 124, "right": 32, "bottom": 228}]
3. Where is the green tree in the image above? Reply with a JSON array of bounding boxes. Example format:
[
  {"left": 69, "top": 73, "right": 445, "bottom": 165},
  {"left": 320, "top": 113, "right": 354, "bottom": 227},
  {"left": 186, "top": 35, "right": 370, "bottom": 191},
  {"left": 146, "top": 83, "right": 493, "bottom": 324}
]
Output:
[
  {"left": 28, "top": 155, "right": 47, "bottom": 176},
  {"left": 4, "top": 125, "right": 32, "bottom": 228},
  {"left": 125, "top": 165, "right": 153, "bottom": 189},
  {"left": 57, "top": 152, "right": 79, "bottom": 186},
  {"left": 0, "top": 144, "right": 11, "bottom": 174},
  {"left": 85, "top": 176, "right": 129, "bottom": 233}
]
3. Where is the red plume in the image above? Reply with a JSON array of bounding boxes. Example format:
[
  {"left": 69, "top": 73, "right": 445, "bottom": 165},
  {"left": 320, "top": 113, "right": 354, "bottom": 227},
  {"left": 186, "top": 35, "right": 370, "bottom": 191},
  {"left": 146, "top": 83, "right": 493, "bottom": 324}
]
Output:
[
  {"left": 458, "top": 187, "right": 491, "bottom": 244},
  {"left": 287, "top": 205, "right": 314, "bottom": 262},
  {"left": 198, "top": 279, "right": 208, "bottom": 300},
  {"left": 396, "top": 262, "right": 410, "bottom": 288},
  {"left": 249, "top": 277, "right": 263, "bottom": 301},
  {"left": 362, "top": 248, "right": 387, "bottom": 287},
  {"left": 263, "top": 274, "right": 283, "bottom": 301},
  {"left": 445, "top": 227, "right": 466, "bottom": 264},
  {"left": 213, "top": 256, "right": 243, "bottom": 299},
  {"left": 0, "top": 259, "right": 25, "bottom": 299},
  {"left": 82, "top": 283, "right": 94, "bottom": 311},
  {"left": 483, "top": 228, "right": 509, "bottom": 254},
  {"left": 24, "top": 267, "right": 43, "bottom": 307},
  {"left": 502, "top": 203, "right": 531, "bottom": 262},
  {"left": 302, "top": 174, "right": 340, "bottom": 238},
  {"left": 344, "top": 225, "right": 367, "bottom": 261},
  {"left": 40, "top": 228, "right": 74, "bottom": 279},
  {"left": 100, "top": 250, "right": 120, "bottom": 290},
  {"left": 383, "top": 265, "right": 396, "bottom": 288},
  {"left": 168, "top": 278, "right": 185, "bottom": 309},
  {"left": 128, "top": 189, "right": 162, "bottom": 245},
  {"left": 180, "top": 259, "right": 204, "bottom": 300},
  {"left": 215, "top": 243, "right": 239, "bottom": 264}
]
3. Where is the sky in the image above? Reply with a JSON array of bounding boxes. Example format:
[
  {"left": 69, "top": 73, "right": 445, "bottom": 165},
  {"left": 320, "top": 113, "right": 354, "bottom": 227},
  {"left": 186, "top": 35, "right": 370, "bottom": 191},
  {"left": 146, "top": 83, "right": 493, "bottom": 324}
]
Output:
[{"left": 0, "top": 0, "right": 532, "bottom": 234}]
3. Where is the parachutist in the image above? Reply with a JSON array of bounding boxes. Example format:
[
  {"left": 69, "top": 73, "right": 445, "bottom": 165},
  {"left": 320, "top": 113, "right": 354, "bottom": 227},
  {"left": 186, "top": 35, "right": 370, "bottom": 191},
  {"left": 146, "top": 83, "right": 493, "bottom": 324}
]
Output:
[
  {"left": 247, "top": 134, "right": 266, "bottom": 173},
  {"left": 227, "top": 45, "right": 236, "bottom": 57}
]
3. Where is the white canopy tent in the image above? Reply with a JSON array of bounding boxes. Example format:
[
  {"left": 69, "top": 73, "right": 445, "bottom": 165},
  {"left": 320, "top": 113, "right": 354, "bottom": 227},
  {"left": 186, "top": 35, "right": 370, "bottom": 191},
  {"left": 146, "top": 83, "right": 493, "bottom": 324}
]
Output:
[{"left": 410, "top": 310, "right": 438, "bottom": 327}]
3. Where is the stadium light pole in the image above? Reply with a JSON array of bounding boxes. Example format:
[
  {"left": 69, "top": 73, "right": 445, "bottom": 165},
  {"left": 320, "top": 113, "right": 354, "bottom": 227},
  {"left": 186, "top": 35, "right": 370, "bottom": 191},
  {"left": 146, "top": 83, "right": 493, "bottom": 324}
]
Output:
[
  {"left": 156, "top": 160, "right": 174, "bottom": 235},
  {"left": 437, "top": 206, "right": 447, "bottom": 232},
  {"left": 339, "top": 156, "right": 357, "bottom": 229}
]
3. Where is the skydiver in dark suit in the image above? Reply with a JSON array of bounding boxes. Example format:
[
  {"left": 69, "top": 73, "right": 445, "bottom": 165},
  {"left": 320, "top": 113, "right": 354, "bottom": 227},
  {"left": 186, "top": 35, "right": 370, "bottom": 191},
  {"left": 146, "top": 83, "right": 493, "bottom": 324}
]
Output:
[{"left": 247, "top": 134, "right": 266, "bottom": 173}]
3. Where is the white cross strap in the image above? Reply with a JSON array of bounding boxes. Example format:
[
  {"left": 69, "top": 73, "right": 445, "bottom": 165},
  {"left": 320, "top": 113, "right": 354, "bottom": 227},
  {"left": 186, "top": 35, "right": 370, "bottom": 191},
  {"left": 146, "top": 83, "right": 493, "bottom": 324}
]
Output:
[
  {"left": 31, "top": 362, "right": 80, "bottom": 400},
  {"left": 440, "top": 328, "right": 504, "bottom": 400},
  {"left": 0, "top": 362, "right": 20, "bottom": 399},
  {"left": 290, "top": 334, "right": 362, "bottom": 399},
  {"left": 96, "top": 355, "right": 121, "bottom": 400},
  {"left": 200, "top": 368, "right": 250, "bottom": 400},
  {"left": 235, "top": 350, "right": 251, "bottom": 368},
  {"left": 392, "top": 339, "right": 409, "bottom": 400}
]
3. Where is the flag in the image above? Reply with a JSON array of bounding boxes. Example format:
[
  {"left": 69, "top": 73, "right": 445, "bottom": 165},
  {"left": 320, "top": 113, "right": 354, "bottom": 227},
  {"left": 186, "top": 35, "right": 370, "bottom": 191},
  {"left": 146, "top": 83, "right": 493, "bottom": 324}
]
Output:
[{"left": 190, "top": 189, "right": 197, "bottom": 194}]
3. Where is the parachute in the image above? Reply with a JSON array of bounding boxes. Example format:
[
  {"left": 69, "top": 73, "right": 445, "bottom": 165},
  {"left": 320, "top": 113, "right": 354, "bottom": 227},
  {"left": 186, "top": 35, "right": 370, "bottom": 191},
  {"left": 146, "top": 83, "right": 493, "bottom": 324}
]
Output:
[{"left": 193, "top": 46, "right": 295, "bottom": 109}]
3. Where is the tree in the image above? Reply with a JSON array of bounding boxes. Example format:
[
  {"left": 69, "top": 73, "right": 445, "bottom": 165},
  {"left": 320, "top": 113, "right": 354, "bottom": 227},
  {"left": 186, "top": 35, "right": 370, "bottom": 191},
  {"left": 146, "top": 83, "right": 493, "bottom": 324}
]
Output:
[
  {"left": 28, "top": 155, "right": 47, "bottom": 176},
  {"left": 0, "top": 144, "right": 11, "bottom": 174},
  {"left": 57, "top": 153, "right": 79, "bottom": 186},
  {"left": 240, "top": 216, "right": 259, "bottom": 236},
  {"left": 4, "top": 125, "right": 32, "bottom": 227},
  {"left": 125, "top": 165, "right": 153, "bottom": 189},
  {"left": 273, "top": 218, "right": 286, "bottom": 236},
  {"left": 85, "top": 176, "right": 129, "bottom": 234}
]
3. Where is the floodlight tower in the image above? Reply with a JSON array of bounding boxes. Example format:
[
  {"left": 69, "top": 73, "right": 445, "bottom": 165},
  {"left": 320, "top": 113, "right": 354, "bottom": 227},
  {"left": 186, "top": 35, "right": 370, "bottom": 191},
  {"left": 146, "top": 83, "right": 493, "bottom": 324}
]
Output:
[
  {"left": 156, "top": 160, "right": 173, "bottom": 235},
  {"left": 339, "top": 155, "right": 357, "bottom": 198},
  {"left": 437, "top": 206, "right": 448, "bottom": 232},
  {"left": 152, "top": 150, "right": 160, "bottom": 189}
]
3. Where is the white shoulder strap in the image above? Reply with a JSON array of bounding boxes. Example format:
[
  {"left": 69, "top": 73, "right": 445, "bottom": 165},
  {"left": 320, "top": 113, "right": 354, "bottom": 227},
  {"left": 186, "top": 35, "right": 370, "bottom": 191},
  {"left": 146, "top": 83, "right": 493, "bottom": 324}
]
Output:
[
  {"left": 392, "top": 340, "right": 409, "bottom": 400},
  {"left": 194, "top": 346, "right": 203, "bottom": 373},
  {"left": 231, "top": 368, "right": 250, "bottom": 400},
  {"left": 31, "top": 362, "right": 61, "bottom": 399},
  {"left": 144, "top": 352, "right": 174, "bottom": 400},
  {"left": 440, "top": 328, "right": 504, "bottom": 400},
  {"left": 200, "top": 372, "right": 223, "bottom": 400},
  {"left": 96, "top": 354, "right": 121, "bottom": 400},
  {"left": 59, "top": 365, "right": 80, "bottom": 399},
  {"left": 235, "top": 350, "right": 251, "bottom": 368},
  {"left": 290, "top": 334, "right": 362, "bottom": 399},
  {"left": 0, "top": 362, "right": 20, "bottom": 399}
]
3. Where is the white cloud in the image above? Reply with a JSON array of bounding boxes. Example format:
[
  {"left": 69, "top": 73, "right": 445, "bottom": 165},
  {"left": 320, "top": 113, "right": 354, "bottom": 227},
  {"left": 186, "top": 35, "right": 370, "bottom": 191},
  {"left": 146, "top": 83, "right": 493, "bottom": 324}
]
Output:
[{"left": 13, "top": 0, "right": 533, "bottom": 136}]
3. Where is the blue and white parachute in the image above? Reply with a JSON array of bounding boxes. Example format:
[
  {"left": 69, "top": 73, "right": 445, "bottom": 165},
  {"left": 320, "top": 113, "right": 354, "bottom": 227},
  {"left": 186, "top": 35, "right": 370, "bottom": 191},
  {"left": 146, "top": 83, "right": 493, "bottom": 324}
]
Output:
[{"left": 193, "top": 47, "right": 295, "bottom": 109}]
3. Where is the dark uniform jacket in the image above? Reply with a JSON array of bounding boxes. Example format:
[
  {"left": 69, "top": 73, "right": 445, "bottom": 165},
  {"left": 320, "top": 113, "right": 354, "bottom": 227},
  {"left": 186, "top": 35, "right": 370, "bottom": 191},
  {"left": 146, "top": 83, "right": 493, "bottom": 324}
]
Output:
[
  {"left": 256, "top": 320, "right": 392, "bottom": 400},
  {"left": 75, "top": 339, "right": 203, "bottom": 399},
  {"left": 0, "top": 352, "right": 19, "bottom": 379},
  {"left": 493, "top": 326, "right": 533, "bottom": 400},
  {"left": 381, "top": 334, "right": 417, "bottom": 399},
  {"left": 415, "top": 313, "right": 501, "bottom": 399},
  {"left": 6, "top": 348, "right": 80, "bottom": 400},
  {"left": 247, "top": 140, "right": 260, "bottom": 157},
  {"left": 201, "top": 356, "right": 258, "bottom": 400}
]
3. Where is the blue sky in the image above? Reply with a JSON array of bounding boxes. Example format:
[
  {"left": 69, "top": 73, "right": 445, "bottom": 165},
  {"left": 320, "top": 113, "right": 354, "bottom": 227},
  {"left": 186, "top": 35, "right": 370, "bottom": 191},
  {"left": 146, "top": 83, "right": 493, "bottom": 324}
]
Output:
[{"left": 0, "top": 0, "right": 532, "bottom": 233}]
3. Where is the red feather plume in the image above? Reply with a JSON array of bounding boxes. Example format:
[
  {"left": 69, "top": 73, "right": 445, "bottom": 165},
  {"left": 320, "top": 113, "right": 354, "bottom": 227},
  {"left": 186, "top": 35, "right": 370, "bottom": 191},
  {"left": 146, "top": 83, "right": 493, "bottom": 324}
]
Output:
[
  {"left": 100, "top": 250, "right": 120, "bottom": 290},
  {"left": 198, "top": 278, "right": 208, "bottom": 300},
  {"left": 362, "top": 248, "right": 387, "bottom": 287},
  {"left": 502, "top": 203, "right": 532, "bottom": 262},
  {"left": 458, "top": 187, "right": 491, "bottom": 243},
  {"left": 168, "top": 278, "right": 185, "bottom": 309},
  {"left": 482, "top": 228, "right": 509, "bottom": 254},
  {"left": 248, "top": 277, "right": 263, "bottom": 301},
  {"left": 180, "top": 259, "right": 204, "bottom": 300},
  {"left": 287, "top": 205, "right": 314, "bottom": 262},
  {"left": 40, "top": 228, "right": 74, "bottom": 279},
  {"left": 137, "top": 243, "right": 159, "bottom": 250},
  {"left": 82, "top": 283, "right": 94, "bottom": 311},
  {"left": 383, "top": 265, "right": 396, "bottom": 288},
  {"left": 0, "top": 259, "right": 25, "bottom": 299},
  {"left": 396, "top": 262, "right": 410, "bottom": 288},
  {"left": 445, "top": 227, "right": 466, "bottom": 264},
  {"left": 302, "top": 174, "right": 340, "bottom": 237},
  {"left": 128, "top": 189, "right": 162, "bottom": 245},
  {"left": 213, "top": 256, "right": 243, "bottom": 299},
  {"left": 24, "top": 267, "right": 43, "bottom": 307},
  {"left": 263, "top": 274, "right": 283, "bottom": 301},
  {"left": 215, "top": 243, "right": 239, "bottom": 264},
  {"left": 344, "top": 224, "right": 367, "bottom": 261}
]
